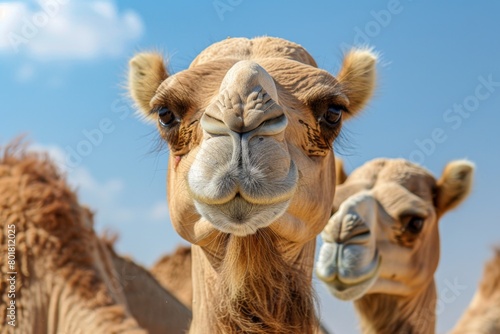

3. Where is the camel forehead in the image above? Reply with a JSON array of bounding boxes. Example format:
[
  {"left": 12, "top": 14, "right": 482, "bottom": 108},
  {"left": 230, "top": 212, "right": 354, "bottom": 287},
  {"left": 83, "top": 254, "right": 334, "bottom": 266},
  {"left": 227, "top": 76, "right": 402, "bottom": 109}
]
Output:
[
  {"left": 190, "top": 36, "right": 317, "bottom": 68},
  {"left": 158, "top": 57, "right": 339, "bottom": 114},
  {"left": 344, "top": 159, "right": 437, "bottom": 201}
]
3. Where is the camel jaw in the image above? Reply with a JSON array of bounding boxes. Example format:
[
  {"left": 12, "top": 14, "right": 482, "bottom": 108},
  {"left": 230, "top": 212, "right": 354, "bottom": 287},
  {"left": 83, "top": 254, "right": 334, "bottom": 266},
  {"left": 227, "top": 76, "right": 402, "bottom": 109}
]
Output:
[
  {"left": 316, "top": 242, "right": 381, "bottom": 300},
  {"left": 193, "top": 195, "right": 291, "bottom": 236}
]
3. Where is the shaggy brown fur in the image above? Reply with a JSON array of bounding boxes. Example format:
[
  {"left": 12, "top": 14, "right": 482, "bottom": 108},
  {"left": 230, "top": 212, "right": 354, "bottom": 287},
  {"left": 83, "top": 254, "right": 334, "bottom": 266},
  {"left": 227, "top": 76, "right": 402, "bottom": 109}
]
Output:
[
  {"left": 150, "top": 234, "right": 319, "bottom": 333},
  {"left": 214, "top": 229, "right": 318, "bottom": 334},
  {"left": 0, "top": 141, "right": 145, "bottom": 333},
  {"left": 151, "top": 245, "right": 193, "bottom": 308},
  {"left": 150, "top": 245, "right": 334, "bottom": 334},
  {"left": 451, "top": 248, "right": 500, "bottom": 333}
]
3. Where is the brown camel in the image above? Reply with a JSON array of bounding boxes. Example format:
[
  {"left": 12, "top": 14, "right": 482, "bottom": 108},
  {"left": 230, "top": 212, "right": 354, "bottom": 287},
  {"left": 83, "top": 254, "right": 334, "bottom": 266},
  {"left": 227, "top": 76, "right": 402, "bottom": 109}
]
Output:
[
  {"left": 151, "top": 245, "right": 333, "bottom": 334},
  {"left": 151, "top": 245, "right": 193, "bottom": 308},
  {"left": 450, "top": 248, "right": 500, "bottom": 334},
  {"left": 128, "top": 36, "right": 377, "bottom": 333},
  {"left": 103, "top": 239, "right": 192, "bottom": 333},
  {"left": 0, "top": 142, "right": 190, "bottom": 334},
  {"left": 316, "top": 158, "right": 474, "bottom": 334}
]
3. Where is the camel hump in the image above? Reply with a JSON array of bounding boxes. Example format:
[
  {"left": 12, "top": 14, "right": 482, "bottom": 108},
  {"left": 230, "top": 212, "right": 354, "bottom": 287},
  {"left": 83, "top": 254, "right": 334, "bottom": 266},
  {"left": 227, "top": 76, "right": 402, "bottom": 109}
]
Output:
[{"left": 190, "top": 36, "right": 317, "bottom": 68}]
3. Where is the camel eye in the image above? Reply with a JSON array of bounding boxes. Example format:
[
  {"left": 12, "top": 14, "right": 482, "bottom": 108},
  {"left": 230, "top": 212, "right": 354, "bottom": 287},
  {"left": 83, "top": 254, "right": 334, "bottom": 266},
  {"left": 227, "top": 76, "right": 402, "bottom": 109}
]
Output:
[
  {"left": 324, "top": 105, "right": 343, "bottom": 125},
  {"left": 406, "top": 217, "right": 425, "bottom": 234},
  {"left": 157, "top": 107, "right": 176, "bottom": 127}
]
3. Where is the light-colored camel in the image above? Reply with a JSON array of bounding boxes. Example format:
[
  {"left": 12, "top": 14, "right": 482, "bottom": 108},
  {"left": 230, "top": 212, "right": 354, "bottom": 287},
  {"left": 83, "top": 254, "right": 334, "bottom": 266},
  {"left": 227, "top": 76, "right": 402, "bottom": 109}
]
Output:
[
  {"left": 451, "top": 248, "right": 500, "bottom": 334},
  {"left": 128, "top": 36, "right": 377, "bottom": 333},
  {"left": 103, "top": 239, "right": 192, "bottom": 333},
  {"left": 151, "top": 245, "right": 193, "bottom": 308},
  {"left": 151, "top": 245, "right": 334, "bottom": 334},
  {"left": 0, "top": 143, "right": 144, "bottom": 333},
  {"left": 316, "top": 158, "right": 474, "bottom": 334},
  {"left": 0, "top": 143, "right": 190, "bottom": 334}
]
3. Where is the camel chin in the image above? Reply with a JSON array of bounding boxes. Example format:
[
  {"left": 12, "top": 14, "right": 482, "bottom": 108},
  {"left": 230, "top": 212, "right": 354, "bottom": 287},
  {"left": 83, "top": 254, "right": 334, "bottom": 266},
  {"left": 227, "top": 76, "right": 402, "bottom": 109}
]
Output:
[
  {"left": 193, "top": 197, "right": 291, "bottom": 236},
  {"left": 326, "top": 274, "right": 379, "bottom": 301},
  {"left": 316, "top": 241, "right": 381, "bottom": 301}
]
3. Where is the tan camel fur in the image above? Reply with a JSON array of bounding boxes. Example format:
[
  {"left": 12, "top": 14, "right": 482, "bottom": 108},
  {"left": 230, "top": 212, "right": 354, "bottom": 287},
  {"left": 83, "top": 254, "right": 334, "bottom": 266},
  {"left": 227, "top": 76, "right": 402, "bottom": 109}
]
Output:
[
  {"left": 151, "top": 245, "right": 193, "bottom": 308},
  {"left": 0, "top": 143, "right": 189, "bottom": 333},
  {"left": 128, "top": 36, "right": 377, "bottom": 333},
  {"left": 316, "top": 158, "right": 474, "bottom": 334},
  {"left": 151, "top": 245, "right": 336, "bottom": 333},
  {"left": 0, "top": 143, "right": 145, "bottom": 333},
  {"left": 103, "top": 239, "right": 192, "bottom": 333},
  {"left": 450, "top": 248, "right": 500, "bottom": 334}
]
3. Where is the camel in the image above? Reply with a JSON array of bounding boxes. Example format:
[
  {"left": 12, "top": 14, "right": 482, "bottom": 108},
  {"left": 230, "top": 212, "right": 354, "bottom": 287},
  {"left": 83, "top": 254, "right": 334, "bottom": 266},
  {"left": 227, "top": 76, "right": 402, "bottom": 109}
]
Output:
[
  {"left": 450, "top": 248, "right": 500, "bottom": 334},
  {"left": 103, "top": 239, "right": 192, "bottom": 333},
  {"left": 316, "top": 158, "right": 474, "bottom": 334},
  {"left": 151, "top": 245, "right": 193, "bottom": 308},
  {"left": 0, "top": 142, "right": 190, "bottom": 334},
  {"left": 151, "top": 245, "right": 335, "bottom": 334},
  {"left": 128, "top": 36, "right": 377, "bottom": 333}
]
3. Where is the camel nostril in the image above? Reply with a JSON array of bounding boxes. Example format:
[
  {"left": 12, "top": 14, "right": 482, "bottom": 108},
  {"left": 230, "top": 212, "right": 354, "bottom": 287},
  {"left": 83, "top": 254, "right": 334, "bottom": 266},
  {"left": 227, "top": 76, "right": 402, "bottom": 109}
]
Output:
[
  {"left": 333, "top": 213, "right": 371, "bottom": 244},
  {"left": 346, "top": 229, "right": 371, "bottom": 244},
  {"left": 203, "top": 60, "right": 286, "bottom": 135},
  {"left": 200, "top": 113, "right": 229, "bottom": 135},
  {"left": 343, "top": 213, "right": 361, "bottom": 226},
  {"left": 221, "top": 107, "right": 286, "bottom": 135},
  {"left": 201, "top": 110, "right": 287, "bottom": 137},
  {"left": 254, "top": 114, "right": 287, "bottom": 137}
]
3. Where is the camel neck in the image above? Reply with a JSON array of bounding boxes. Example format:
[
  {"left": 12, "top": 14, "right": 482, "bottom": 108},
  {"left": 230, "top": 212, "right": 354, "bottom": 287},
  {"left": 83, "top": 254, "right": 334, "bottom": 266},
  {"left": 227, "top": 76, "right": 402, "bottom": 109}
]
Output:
[
  {"left": 354, "top": 280, "right": 437, "bottom": 334},
  {"left": 189, "top": 232, "right": 319, "bottom": 334}
]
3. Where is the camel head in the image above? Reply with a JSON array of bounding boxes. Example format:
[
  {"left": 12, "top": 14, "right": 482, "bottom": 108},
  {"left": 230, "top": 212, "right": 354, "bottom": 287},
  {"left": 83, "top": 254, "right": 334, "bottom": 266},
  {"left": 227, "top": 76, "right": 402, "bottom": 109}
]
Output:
[
  {"left": 128, "top": 37, "right": 377, "bottom": 247},
  {"left": 317, "top": 158, "right": 474, "bottom": 301}
]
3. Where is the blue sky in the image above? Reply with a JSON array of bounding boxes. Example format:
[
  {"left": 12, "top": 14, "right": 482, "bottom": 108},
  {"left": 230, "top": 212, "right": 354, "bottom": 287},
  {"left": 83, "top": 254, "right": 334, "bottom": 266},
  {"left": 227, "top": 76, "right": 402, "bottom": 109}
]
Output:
[{"left": 1, "top": 1, "right": 499, "bottom": 332}]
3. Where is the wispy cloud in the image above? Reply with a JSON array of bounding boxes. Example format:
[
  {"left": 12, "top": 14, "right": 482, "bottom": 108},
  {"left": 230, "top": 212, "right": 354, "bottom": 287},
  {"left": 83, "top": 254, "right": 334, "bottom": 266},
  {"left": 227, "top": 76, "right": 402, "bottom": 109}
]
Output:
[
  {"left": 149, "top": 201, "right": 170, "bottom": 222},
  {"left": 0, "top": 0, "right": 143, "bottom": 60}
]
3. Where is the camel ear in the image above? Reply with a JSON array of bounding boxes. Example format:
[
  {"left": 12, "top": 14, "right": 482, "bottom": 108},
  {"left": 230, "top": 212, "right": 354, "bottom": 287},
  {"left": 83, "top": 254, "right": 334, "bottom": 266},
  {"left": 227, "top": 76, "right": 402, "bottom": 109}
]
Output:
[
  {"left": 337, "top": 48, "right": 377, "bottom": 119},
  {"left": 335, "top": 158, "right": 348, "bottom": 185},
  {"left": 128, "top": 52, "right": 168, "bottom": 120},
  {"left": 435, "top": 160, "right": 474, "bottom": 215}
]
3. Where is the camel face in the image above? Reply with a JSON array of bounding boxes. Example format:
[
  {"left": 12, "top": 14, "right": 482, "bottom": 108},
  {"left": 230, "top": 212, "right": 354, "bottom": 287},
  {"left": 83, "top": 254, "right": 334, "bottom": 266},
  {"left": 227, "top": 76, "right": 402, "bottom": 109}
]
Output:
[
  {"left": 128, "top": 37, "right": 377, "bottom": 244},
  {"left": 129, "top": 37, "right": 380, "bottom": 332},
  {"left": 187, "top": 60, "right": 298, "bottom": 236},
  {"left": 317, "top": 158, "right": 474, "bottom": 300}
]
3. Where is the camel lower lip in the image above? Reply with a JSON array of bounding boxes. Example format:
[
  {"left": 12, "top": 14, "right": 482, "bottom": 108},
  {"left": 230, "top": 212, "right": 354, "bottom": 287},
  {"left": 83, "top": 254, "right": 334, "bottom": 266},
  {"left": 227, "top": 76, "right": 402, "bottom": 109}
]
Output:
[
  {"left": 193, "top": 196, "right": 290, "bottom": 236},
  {"left": 326, "top": 274, "right": 378, "bottom": 301},
  {"left": 316, "top": 247, "right": 381, "bottom": 300}
]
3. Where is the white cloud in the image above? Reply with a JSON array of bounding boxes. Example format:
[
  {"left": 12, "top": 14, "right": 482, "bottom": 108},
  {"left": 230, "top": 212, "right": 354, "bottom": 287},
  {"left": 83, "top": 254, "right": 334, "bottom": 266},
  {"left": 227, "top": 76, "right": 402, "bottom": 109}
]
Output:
[{"left": 0, "top": 0, "right": 144, "bottom": 60}]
